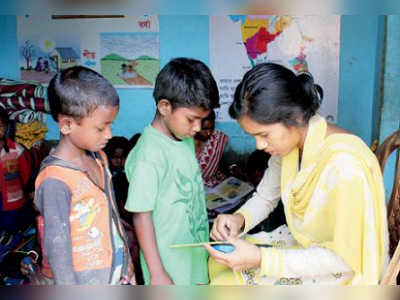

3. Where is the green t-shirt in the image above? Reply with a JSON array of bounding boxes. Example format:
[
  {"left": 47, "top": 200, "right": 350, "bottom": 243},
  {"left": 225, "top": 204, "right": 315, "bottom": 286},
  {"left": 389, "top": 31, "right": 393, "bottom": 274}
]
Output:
[{"left": 124, "top": 125, "right": 209, "bottom": 285}]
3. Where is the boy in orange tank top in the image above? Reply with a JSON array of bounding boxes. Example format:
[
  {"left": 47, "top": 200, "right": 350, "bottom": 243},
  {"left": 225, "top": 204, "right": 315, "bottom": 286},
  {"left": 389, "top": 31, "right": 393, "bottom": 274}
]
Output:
[{"left": 33, "top": 66, "right": 135, "bottom": 285}]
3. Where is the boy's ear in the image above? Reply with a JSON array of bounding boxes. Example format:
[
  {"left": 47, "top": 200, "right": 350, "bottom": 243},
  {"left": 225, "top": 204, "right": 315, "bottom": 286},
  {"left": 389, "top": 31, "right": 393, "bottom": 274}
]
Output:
[
  {"left": 157, "top": 99, "right": 172, "bottom": 117},
  {"left": 58, "top": 116, "right": 75, "bottom": 135}
]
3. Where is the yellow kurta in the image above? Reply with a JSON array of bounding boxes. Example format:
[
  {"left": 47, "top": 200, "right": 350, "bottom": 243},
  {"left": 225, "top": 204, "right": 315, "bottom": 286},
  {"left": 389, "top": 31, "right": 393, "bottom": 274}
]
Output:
[{"left": 210, "top": 115, "right": 388, "bottom": 285}]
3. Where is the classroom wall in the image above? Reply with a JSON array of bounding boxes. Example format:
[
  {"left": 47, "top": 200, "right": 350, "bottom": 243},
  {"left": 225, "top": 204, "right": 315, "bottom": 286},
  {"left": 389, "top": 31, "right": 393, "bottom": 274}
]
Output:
[
  {"left": 0, "top": 15, "right": 391, "bottom": 165},
  {"left": 0, "top": 16, "right": 20, "bottom": 79},
  {"left": 379, "top": 16, "right": 400, "bottom": 199},
  {"left": 337, "top": 16, "right": 384, "bottom": 147}
]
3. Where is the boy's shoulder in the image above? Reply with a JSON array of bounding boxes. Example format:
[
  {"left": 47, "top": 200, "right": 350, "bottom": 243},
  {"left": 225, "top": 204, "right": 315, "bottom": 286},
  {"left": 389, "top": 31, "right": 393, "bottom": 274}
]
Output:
[
  {"left": 126, "top": 126, "right": 194, "bottom": 169},
  {"left": 127, "top": 126, "right": 195, "bottom": 164},
  {"left": 126, "top": 129, "right": 167, "bottom": 167},
  {"left": 36, "top": 154, "right": 84, "bottom": 184}
]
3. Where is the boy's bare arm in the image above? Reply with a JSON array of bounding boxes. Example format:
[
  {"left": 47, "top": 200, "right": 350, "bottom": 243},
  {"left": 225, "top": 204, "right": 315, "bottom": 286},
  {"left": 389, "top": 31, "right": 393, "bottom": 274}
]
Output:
[{"left": 133, "top": 212, "right": 174, "bottom": 285}]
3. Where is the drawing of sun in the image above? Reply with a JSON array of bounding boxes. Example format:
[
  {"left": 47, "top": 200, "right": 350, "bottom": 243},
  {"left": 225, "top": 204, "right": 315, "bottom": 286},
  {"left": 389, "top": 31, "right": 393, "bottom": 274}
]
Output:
[{"left": 39, "top": 37, "right": 56, "bottom": 53}]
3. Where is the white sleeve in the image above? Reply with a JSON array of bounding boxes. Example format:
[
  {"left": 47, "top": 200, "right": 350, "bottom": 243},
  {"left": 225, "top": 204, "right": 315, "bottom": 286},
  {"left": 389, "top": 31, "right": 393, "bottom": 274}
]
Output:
[
  {"left": 260, "top": 246, "right": 353, "bottom": 279},
  {"left": 236, "top": 155, "right": 282, "bottom": 233}
]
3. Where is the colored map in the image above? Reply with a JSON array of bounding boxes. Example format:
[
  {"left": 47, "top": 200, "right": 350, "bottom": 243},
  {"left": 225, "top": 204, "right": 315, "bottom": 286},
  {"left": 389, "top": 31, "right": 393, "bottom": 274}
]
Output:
[
  {"left": 239, "top": 16, "right": 293, "bottom": 64},
  {"left": 210, "top": 15, "right": 341, "bottom": 122}
]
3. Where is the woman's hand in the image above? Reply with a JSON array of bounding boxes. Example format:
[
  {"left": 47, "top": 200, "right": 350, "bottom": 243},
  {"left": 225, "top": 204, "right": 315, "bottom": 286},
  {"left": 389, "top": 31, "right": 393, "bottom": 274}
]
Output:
[
  {"left": 205, "top": 236, "right": 262, "bottom": 271},
  {"left": 210, "top": 213, "right": 245, "bottom": 241}
]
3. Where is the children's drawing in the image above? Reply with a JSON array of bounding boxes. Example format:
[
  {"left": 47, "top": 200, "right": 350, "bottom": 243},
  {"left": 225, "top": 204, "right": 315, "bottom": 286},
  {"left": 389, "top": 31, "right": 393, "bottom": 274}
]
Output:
[
  {"left": 19, "top": 35, "right": 81, "bottom": 84},
  {"left": 100, "top": 32, "right": 160, "bottom": 88}
]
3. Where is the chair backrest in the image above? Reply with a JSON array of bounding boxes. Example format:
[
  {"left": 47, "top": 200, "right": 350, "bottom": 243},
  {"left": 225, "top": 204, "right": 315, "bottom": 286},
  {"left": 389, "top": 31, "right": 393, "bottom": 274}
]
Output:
[{"left": 376, "top": 129, "right": 400, "bottom": 285}]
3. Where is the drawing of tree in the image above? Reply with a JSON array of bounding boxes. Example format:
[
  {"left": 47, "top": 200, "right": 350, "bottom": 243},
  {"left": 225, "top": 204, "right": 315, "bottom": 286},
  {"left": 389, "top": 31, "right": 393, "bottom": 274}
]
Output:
[{"left": 20, "top": 40, "right": 36, "bottom": 70}]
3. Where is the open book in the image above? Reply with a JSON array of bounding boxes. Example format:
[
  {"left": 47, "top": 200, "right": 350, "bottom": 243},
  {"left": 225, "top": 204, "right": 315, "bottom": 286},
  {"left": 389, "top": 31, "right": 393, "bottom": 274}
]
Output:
[{"left": 206, "top": 177, "right": 254, "bottom": 213}]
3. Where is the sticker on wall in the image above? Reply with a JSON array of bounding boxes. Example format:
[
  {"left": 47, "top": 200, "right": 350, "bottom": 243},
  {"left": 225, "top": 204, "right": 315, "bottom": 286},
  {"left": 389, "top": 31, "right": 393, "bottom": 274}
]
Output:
[{"left": 17, "top": 15, "right": 160, "bottom": 89}]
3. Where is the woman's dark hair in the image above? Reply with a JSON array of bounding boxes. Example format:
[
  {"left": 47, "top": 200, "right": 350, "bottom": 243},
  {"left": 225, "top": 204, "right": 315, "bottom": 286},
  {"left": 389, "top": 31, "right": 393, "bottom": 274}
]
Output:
[{"left": 229, "top": 63, "right": 323, "bottom": 127}]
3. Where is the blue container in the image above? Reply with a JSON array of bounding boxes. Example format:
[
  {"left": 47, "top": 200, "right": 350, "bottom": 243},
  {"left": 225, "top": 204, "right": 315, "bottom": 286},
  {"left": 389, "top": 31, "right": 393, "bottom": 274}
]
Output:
[{"left": 212, "top": 244, "right": 235, "bottom": 253}]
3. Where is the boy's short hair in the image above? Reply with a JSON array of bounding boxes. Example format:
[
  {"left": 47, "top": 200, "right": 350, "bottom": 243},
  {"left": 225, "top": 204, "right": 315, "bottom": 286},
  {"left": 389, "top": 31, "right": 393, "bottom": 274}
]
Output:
[
  {"left": 48, "top": 66, "right": 119, "bottom": 122},
  {"left": 153, "top": 58, "right": 220, "bottom": 110}
]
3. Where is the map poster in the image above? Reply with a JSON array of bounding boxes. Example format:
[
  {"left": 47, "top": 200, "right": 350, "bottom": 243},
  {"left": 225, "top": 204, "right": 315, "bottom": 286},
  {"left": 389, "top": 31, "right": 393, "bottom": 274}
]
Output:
[
  {"left": 210, "top": 15, "right": 341, "bottom": 123},
  {"left": 17, "top": 15, "right": 159, "bottom": 89}
]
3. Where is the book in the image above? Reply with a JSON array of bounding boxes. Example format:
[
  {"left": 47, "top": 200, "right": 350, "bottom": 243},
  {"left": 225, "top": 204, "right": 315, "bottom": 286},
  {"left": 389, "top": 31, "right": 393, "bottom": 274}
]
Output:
[{"left": 205, "top": 177, "right": 254, "bottom": 212}]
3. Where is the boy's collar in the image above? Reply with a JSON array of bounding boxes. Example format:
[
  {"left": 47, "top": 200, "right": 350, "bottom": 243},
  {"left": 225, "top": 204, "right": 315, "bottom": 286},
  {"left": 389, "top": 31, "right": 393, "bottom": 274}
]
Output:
[{"left": 41, "top": 149, "right": 102, "bottom": 173}]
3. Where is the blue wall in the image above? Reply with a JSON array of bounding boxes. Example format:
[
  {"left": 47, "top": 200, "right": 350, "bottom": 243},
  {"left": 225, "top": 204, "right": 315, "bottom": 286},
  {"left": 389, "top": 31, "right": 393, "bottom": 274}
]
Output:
[
  {"left": 337, "top": 16, "right": 384, "bottom": 147},
  {"left": 379, "top": 16, "right": 400, "bottom": 199},
  {"left": 0, "top": 16, "right": 19, "bottom": 79},
  {"left": 380, "top": 16, "right": 400, "bottom": 142},
  {"left": 0, "top": 16, "right": 387, "bottom": 163}
]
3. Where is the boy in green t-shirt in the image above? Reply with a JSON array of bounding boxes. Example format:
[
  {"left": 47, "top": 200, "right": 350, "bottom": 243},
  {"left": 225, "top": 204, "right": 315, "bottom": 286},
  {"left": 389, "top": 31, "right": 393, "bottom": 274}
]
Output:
[{"left": 124, "top": 58, "right": 220, "bottom": 285}]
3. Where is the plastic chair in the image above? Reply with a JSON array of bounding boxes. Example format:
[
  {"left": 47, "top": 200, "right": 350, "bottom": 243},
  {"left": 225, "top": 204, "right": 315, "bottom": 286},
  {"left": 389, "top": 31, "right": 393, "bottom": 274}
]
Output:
[{"left": 376, "top": 129, "right": 400, "bottom": 285}]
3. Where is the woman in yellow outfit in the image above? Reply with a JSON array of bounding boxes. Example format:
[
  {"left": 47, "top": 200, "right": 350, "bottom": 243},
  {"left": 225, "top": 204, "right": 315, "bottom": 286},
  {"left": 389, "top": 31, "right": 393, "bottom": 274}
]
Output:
[{"left": 205, "top": 63, "right": 388, "bottom": 285}]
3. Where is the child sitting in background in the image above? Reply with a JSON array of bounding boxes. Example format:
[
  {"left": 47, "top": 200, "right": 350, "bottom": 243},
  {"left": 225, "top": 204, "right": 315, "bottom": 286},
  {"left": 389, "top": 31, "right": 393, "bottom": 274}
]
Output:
[
  {"left": 195, "top": 110, "right": 229, "bottom": 188},
  {"left": 125, "top": 58, "right": 220, "bottom": 285},
  {"left": 104, "top": 136, "right": 143, "bottom": 284},
  {"left": 0, "top": 107, "right": 33, "bottom": 241},
  {"left": 0, "top": 108, "right": 36, "bottom": 284},
  {"left": 104, "top": 136, "right": 129, "bottom": 176},
  {"left": 103, "top": 136, "right": 130, "bottom": 217}
]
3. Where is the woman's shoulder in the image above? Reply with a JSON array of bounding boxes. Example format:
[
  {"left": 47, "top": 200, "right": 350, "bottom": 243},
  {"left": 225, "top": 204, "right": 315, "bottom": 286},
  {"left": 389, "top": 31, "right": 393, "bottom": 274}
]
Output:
[
  {"left": 323, "top": 127, "right": 380, "bottom": 174},
  {"left": 125, "top": 136, "right": 169, "bottom": 172},
  {"left": 325, "top": 124, "right": 369, "bottom": 150},
  {"left": 326, "top": 124, "right": 350, "bottom": 137}
]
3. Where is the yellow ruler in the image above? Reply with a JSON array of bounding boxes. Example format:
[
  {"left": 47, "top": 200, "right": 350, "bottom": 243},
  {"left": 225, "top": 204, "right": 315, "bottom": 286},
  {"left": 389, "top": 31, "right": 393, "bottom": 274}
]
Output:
[{"left": 170, "top": 241, "right": 229, "bottom": 249}]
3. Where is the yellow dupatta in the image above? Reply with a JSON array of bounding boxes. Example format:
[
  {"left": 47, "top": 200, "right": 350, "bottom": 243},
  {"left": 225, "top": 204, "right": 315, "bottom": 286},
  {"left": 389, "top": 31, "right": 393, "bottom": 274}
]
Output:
[{"left": 281, "top": 115, "right": 388, "bottom": 284}]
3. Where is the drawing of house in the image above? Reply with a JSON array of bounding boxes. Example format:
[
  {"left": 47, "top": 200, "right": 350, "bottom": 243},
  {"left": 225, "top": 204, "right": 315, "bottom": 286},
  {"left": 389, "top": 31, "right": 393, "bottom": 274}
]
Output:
[{"left": 50, "top": 47, "right": 79, "bottom": 70}]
